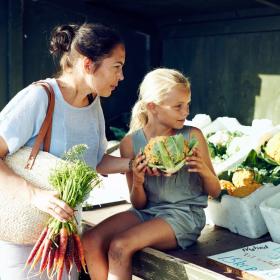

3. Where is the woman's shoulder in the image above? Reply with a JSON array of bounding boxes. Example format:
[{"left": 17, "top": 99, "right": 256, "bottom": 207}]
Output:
[
  {"left": 19, "top": 81, "right": 51, "bottom": 105},
  {"left": 28, "top": 82, "right": 50, "bottom": 100},
  {"left": 32, "top": 78, "right": 59, "bottom": 101},
  {"left": 1, "top": 82, "right": 49, "bottom": 118},
  {"left": 21, "top": 83, "right": 50, "bottom": 112},
  {"left": 0, "top": 80, "right": 51, "bottom": 154}
]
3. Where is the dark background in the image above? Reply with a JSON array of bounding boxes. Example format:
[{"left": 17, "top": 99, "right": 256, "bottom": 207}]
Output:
[{"left": 1, "top": 0, "right": 280, "bottom": 139}]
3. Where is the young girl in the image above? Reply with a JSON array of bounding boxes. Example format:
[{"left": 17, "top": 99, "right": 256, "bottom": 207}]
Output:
[
  {"left": 0, "top": 23, "right": 130, "bottom": 280},
  {"left": 82, "top": 68, "right": 221, "bottom": 280}
]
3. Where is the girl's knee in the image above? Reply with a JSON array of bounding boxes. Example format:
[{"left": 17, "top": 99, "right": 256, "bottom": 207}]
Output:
[
  {"left": 82, "top": 229, "right": 104, "bottom": 253},
  {"left": 108, "top": 235, "right": 134, "bottom": 261}
]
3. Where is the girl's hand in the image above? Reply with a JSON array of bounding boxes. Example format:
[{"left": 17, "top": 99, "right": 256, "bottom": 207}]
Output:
[
  {"left": 146, "top": 166, "right": 161, "bottom": 176},
  {"left": 132, "top": 153, "right": 147, "bottom": 185},
  {"left": 185, "top": 147, "right": 212, "bottom": 178},
  {"left": 31, "top": 188, "right": 74, "bottom": 222}
]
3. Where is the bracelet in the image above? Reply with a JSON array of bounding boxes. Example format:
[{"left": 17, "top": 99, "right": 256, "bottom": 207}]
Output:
[{"left": 128, "top": 158, "right": 134, "bottom": 171}]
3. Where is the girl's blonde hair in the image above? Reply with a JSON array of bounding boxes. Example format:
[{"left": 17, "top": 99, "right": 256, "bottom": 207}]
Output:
[{"left": 128, "top": 68, "right": 191, "bottom": 134}]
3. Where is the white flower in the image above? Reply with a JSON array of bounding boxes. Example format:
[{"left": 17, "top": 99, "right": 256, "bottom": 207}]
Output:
[
  {"left": 227, "top": 136, "right": 249, "bottom": 156},
  {"left": 207, "top": 130, "right": 231, "bottom": 145}
]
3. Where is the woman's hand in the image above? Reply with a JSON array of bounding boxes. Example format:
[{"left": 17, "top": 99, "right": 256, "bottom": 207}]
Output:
[
  {"left": 31, "top": 188, "right": 74, "bottom": 222},
  {"left": 185, "top": 147, "right": 213, "bottom": 179}
]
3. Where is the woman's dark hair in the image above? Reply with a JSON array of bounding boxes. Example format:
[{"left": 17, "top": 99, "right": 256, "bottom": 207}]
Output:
[{"left": 49, "top": 23, "right": 123, "bottom": 69}]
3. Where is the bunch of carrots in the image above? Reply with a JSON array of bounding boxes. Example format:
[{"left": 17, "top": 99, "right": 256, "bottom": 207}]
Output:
[{"left": 25, "top": 145, "right": 101, "bottom": 279}]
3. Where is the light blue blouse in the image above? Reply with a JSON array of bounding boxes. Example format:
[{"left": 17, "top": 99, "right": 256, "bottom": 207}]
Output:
[{"left": 0, "top": 78, "right": 107, "bottom": 168}]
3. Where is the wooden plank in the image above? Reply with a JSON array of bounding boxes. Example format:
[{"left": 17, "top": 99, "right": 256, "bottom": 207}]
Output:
[
  {"left": 167, "top": 225, "right": 271, "bottom": 279},
  {"left": 82, "top": 206, "right": 230, "bottom": 279},
  {"left": 50, "top": 0, "right": 155, "bottom": 35},
  {"left": 256, "top": 0, "right": 280, "bottom": 10},
  {"left": 133, "top": 247, "right": 231, "bottom": 280},
  {"left": 82, "top": 203, "right": 131, "bottom": 227},
  {"left": 168, "top": 225, "right": 272, "bottom": 263},
  {"left": 161, "top": 14, "right": 280, "bottom": 39},
  {"left": 208, "top": 241, "right": 280, "bottom": 280},
  {"left": 82, "top": 204, "right": 273, "bottom": 279},
  {"left": 162, "top": 30, "right": 280, "bottom": 125},
  {"left": 158, "top": 6, "right": 278, "bottom": 27}
]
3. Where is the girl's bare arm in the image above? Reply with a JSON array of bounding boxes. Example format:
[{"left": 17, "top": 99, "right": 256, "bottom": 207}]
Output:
[
  {"left": 120, "top": 135, "right": 147, "bottom": 209},
  {"left": 188, "top": 128, "right": 221, "bottom": 198}
]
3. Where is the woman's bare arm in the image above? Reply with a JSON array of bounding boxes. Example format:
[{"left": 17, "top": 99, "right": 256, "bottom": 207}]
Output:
[{"left": 96, "top": 153, "right": 130, "bottom": 174}]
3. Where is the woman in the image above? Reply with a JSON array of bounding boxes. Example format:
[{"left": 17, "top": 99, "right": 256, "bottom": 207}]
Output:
[{"left": 0, "top": 23, "right": 130, "bottom": 280}]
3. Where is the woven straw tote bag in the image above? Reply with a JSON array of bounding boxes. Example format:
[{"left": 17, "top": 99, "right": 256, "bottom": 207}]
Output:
[{"left": 0, "top": 81, "right": 59, "bottom": 244}]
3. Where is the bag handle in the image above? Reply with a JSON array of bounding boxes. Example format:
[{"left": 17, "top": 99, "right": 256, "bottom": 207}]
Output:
[{"left": 25, "top": 81, "right": 55, "bottom": 170}]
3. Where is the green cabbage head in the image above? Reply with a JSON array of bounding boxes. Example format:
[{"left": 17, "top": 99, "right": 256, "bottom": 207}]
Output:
[{"left": 143, "top": 133, "right": 198, "bottom": 174}]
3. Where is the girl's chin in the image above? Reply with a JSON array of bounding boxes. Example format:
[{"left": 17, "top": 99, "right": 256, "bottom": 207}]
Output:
[
  {"left": 178, "top": 120, "right": 186, "bottom": 125},
  {"left": 174, "top": 122, "right": 185, "bottom": 129},
  {"left": 100, "top": 91, "right": 112, "bottom": 98}
]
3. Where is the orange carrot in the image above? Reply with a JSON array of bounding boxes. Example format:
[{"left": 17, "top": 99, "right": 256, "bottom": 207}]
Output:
[
  {"left": 29, "top": 240, "right": 44, "bottom": 272},
  {"left": 57, "top": 228, "right": 68, "bottom": 268},
  {"left": 57, "top": 261, "right": 64, "bottom": 280},
  {"left": 52, "top": 244, "right": 60, "bottom": 277},
  {"left": 73, "top": 240, "right": 81, "bottom": 273},
  {"left": 25, "top": 226, "right": 48, "bottom": 266},
  {"left": 47, "top": 245, "right": 55, "bottom": 278},
  {"left": 66, "top": 234, "right": 74, "bottom": 272},
  {"left": 65, "top": 254, "right": 71, "bottom": 276},
  {"left": 73, "top": 233, "right": 87, "bottom": 273},
  {"left": 39, "top": 232, "right": 52, "bottom": 273}
]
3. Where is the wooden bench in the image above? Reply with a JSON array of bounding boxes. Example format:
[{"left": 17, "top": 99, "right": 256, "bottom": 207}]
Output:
[{"left": 80, "top": 203, "right": 271, "bottom": 280}]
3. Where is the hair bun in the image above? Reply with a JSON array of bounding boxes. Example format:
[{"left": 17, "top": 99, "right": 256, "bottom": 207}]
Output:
[{"left": 49, "top": 24, "right": 79, "bottom": 57}]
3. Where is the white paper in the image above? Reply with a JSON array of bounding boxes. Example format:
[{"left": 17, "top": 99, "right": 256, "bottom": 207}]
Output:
[{"left": 208, "top": 241, "right": 280, "bottom": 280}]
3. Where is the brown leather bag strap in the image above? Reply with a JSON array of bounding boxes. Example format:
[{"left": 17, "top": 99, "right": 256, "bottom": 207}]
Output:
[{"left": 25, "top": 81, "right": 55, "bottom": 170}]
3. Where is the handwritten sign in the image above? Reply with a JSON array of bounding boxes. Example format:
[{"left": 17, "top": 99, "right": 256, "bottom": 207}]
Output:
[{"left": 208, "top": 241, "right": 280, "bottom": 280}]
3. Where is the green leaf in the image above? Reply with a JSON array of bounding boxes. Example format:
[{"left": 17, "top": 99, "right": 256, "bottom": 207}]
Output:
[
  {"left": 146, "top": 133, "right": 199, "bottom": 174},
  {"left": 165, "top": 134, "right": 184, "bottom": 163},
  {"left": 218, "top": 170, "right": 233, "bottom": 181},
  {"left": 260, "top": 148, "right": 279, "bottom": 166},
  {"left": 243, "top": 149, "right": 259, "bottom": 167},
  {"left": 208, "top": 142, "right": 216, "bottom": 158},
  {"left": 164, "top": 159, "right": 186, "bottom": 174},
  {"left": 188, "top": 136, "right": 198, "bottom": 150},
  {"left": 215, "top": 144, "right": 227, "bottom": 157},
  {"left": 187, "top": 137, "right": 199, "bottom": 155},
  {"left": 109, "top": 126, "right": 127, "bottom": 141},
  {"left": 148, "top": 163, "right": 165, "bottom": 170},
  {"left": 157, "top": 141, "right": 174, "bottom": 169}
]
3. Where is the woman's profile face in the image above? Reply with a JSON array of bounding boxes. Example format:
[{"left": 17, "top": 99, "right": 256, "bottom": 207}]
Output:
[{"left": 91, "top": 44, "right": 125, "bottom": 97}]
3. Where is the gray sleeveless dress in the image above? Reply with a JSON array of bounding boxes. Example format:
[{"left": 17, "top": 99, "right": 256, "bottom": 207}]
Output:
[{"left": 130, "top": 126, "right": 207, "bottom": 249}]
